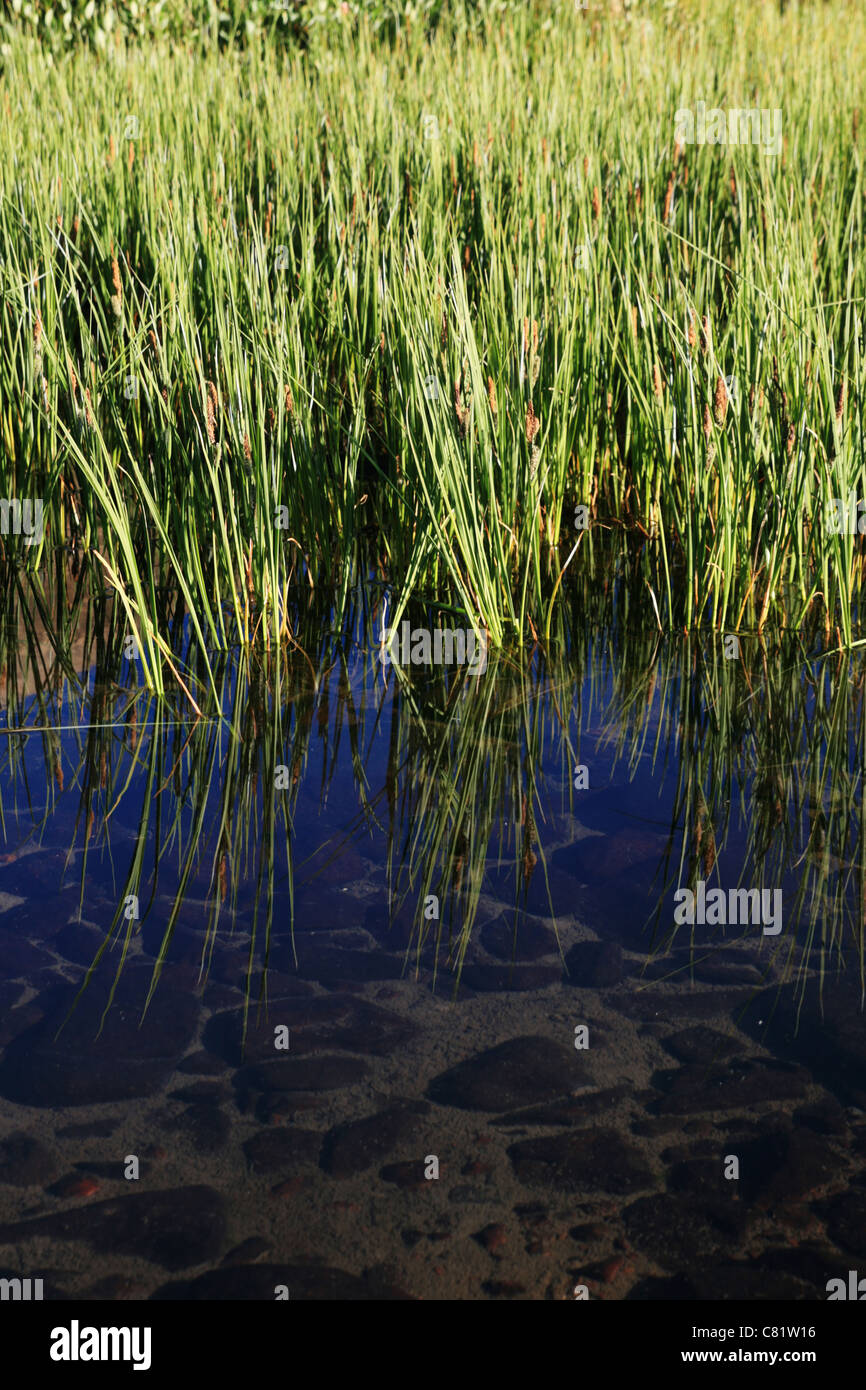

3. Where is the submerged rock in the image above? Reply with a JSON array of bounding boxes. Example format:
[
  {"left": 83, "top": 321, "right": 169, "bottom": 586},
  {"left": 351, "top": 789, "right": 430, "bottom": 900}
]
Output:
[
  {"left": 736, "top": 977, "right": 866, "bottom": 1106},
  {"left": 650, "top": 1058, "right": 810, "bottom": 1115},
  {"left": 622, "top": 1193, "right": 741, "bottom": 1271},
  {"left": 0, "top": 967, "right": 199, "bottom": 1106},
  {"left": 0, "top": 1132, "right": 60, "bottom": 1187},
  {"left": 320, "top": 1101, "right": 430, "bottom": 1177},
  {"left": 564, "top": 941, "right": 624, "bottom": 987},
  {"left": 508, "top": 1128, "right": 655, "bottom": 1195},
  {"left": 458, "top": 963, "right": 561, "bottom": 992},
  {"left": 480, "top": 916, "right": 558, "bottom": 962},
  {"left": 0, "top": 1186, "right": 226, "bottom": 1270},
  {"left": 203, "top": 994, "right": 415, "bottom": 1064},
  {"left": 661, "top": 1026, "right": 746, "bottom": 1065},
  {"left": 234, "top": 1054, "right": 370, "bottom": 1093},
  {"left": 427, "top": 1036, "right": 589, "bottom": 1112}
]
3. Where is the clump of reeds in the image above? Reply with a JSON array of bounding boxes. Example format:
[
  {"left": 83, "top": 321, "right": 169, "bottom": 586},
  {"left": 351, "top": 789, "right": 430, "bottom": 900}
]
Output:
[{"left": 1, "top": 3, "right": 865, "bottom": 659}]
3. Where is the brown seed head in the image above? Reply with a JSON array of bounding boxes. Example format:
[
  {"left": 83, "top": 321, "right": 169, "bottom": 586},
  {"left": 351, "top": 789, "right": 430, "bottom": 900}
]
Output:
[
  {"left": 487, "top": 376, "right": 498, "bottom": 417},
  {"left": 454, "top": 380, "right": 470, "bottom": 436},
  {"left": 526, "top": 400, "right": 540, "bottom": 444},
  {"left": 206, "top": 380, "right": 218, "bottom": 444},
  {"left": 702, "top": 402, "right": 712, "bottom": 439},
  {"left": 713, "top": 375, "right": 728, "bottom": 426},
  {"left": 836, "top": 378, "right": 846, "bottom": 421},
  {"left": 591, "top": 185, "right": 601, "bottom": 220}
]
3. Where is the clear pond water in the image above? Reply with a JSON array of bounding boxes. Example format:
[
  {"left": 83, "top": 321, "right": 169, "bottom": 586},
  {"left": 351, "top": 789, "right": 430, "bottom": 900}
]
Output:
[{"left": 0, "top": 610, "right": 864, "bottom": 1300}]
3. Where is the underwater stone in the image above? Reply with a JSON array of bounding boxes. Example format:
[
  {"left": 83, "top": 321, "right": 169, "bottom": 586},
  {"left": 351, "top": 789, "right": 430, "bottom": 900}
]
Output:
[
  {"left": 428, "top": 1036, "right": 591, "bottom": 1112},
  {"left": 0, "top": 1186, "right": 226, "bottom": 1270},
  {"left": 508, "top": 1128, "right": 655, "bottom": 1195},
  {"left": 320, "top": 1100, "right": 430, "bottom": 1177},
  {"left": 0, "top": 967, "right": 199, "bottom": 1106}
]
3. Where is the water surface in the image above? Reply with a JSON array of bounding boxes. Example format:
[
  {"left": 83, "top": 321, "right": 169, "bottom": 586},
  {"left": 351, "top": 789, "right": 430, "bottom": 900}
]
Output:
[{"left": 0, "top": 601, "right": 864, "bottom": 1300}]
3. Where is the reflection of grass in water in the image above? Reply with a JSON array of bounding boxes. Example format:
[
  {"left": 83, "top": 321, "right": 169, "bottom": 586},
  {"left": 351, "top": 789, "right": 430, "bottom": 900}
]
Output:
[
  {"left": 0, "top": 580, "right": 864, "bottom": 1040},
  {"left": 378, "top": 654, "right": 568, "bottom": 992},
  {"left": 608, "top": 632, "right": 866, "bottom": 1004}
]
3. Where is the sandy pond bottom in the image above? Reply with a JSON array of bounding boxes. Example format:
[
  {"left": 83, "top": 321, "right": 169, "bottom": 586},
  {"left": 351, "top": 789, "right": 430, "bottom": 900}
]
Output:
[{"left": 0, "top": 825, "right": 864, "bottom": 1302}]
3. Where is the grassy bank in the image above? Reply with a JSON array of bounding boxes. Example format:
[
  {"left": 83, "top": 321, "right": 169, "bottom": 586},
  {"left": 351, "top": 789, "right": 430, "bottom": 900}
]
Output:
[{"left": 1, "top": 0, "right": 865, "bottom": 688}]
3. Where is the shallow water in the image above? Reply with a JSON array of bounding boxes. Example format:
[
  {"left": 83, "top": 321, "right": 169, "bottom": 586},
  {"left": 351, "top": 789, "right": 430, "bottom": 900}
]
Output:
[{"left": 0, "top": 619, "right": 864, "bottom": 1301}]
